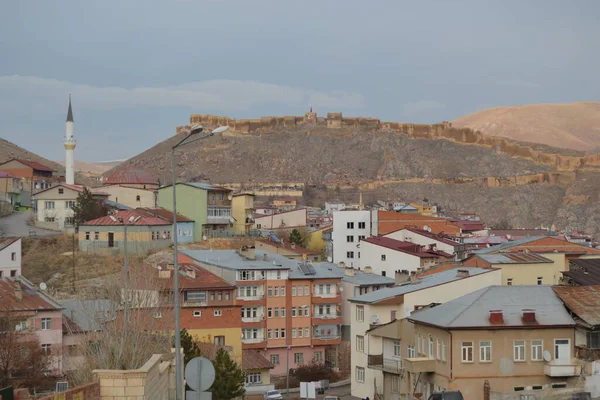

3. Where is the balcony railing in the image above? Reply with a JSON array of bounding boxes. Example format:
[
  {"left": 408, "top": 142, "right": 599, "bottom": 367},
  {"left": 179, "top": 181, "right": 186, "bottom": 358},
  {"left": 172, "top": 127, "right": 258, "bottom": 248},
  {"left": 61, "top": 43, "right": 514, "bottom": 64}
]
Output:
[
  {"left": 544, "top": 359, "right": 582, "bottom": 377},
  {"left": 367, "top": 354, "right": 403, "bottom": 374},
  {"left": 237, "top": 294, "right": 264, "bottom": 301},
  {"left": 207, "top": 206, "right": 232, "bottom": 224},
  {"left": 313, "top": 334, "right": 341, "bottom": 341},
  {"left": 242, "top": 316, "right": 264, "bottom": 323},
  {"left": 183, "top": 300, "right": 207, "bottom": 307},
  {"left": 313, "top": 313, "right": 339, "bottom": 320},
  {"left": 313, "top": 292, "right": 337, "bottom": 298},
  {"left": 242, "top": 337, "right": 266, "bottom": 344}
]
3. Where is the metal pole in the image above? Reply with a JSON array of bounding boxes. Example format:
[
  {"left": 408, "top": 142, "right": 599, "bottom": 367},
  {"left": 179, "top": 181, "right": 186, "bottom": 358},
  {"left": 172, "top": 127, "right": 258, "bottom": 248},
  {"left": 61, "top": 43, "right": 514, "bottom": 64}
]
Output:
[
  {"left": 172, "top": 147, "right": 183, "bottom": 400},
  {"left": 119, "top": 221, "right": 129, "bottom": 367},
  {"left": 72, "top": 228, "right": 76, "bottom": 293},
  {"left": 286, "top": 344, "right": 290, "bottom": 398}
]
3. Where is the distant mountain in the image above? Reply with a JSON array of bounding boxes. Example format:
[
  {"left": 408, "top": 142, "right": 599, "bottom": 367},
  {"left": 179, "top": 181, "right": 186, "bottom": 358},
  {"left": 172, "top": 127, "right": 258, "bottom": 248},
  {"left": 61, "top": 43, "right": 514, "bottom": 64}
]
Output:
[
  {"left": 53, "top": 160, "right": 122, "bottom": 175},
  {"left": 452, "top": 102, "right": 600, "bottom": 152}
]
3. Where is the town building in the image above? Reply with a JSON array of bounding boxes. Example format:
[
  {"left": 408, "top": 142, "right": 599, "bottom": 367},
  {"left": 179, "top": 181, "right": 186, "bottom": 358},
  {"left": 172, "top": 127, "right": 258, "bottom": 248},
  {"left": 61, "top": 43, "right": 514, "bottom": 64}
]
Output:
[
  {"left": 349, "top": 266, "right": 502, "bottom": 400},
  {"left": 253, "top": 208, "right": 307, "bottom": 230},
  {"left": 136, "top": 207, "right": 195, "bottom": 244},
  {"left": 0, "top": 236, "right": 21, "bottom": 278},
  {"left": 377, "top": 211, "right": 462, "bottom": 236},
  {"left": 179, "top": 247, "right": 343, "bottom": 376},
  {"left": 561, "top": 258, "right": 600, "bottom": 285},
  {"left": 272, "top": 197, "right": 297, "bottom": 211},
  {"left": 254, "top": 204, "right": 277, "bottom": 216},
  {"left": 33, "top": 184, "right": 109, "bottom": 231},
  {"left": 100, "top": 185, "right": 158, "bottom": 209},
  {"left": 102, "top": 167, "right": 160, "bottom": 189},
  {"left": 0, "top": 159, "right": 55, "bottom": 207},
  {"left": 409, "top": 201, "right": 438, "bottom": 216},
  {"left": 242, "top": 350, "right": 277, "bottom": 396},
  {"left": 385, "top": 228, "right": 468, "bottom": 260},
  {"left": 366, "top": 285, "right": 583, "bottom": 400},
  {"left": 0, "top": 171, "right": 23, "bottom": 206},
  {"left": 157, "top": 182, "right": 233, "bottom": 240},
  {"left": 231, "top": 193, "right": 256, "bottom": 235},
  {"left": 306, "top": 225, "right": 333, "bottom": 254},
  {"left": 325, "top": 201, "right": 346, "bottom": 214},
  {"left": 332, "top": 210, "right": 371, "bottom": 268},
  {"left": 255, "top": 238, "right": 321, "bottom": 262},
  {"left": 78, "top": 209, "right": 172, "bottom": 255}
]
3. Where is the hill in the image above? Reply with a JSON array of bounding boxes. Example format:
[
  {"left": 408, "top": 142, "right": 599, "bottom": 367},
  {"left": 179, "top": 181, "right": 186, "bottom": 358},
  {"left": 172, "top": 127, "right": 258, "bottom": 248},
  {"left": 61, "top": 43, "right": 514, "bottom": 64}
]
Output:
[
  {"left": 452, "top": 102, "right": 600, "bottom": 152},
  {"left": 105, "top": 112, "right": 600, "bottom": 236},
  {"left": 53, "top": 160, "right": 119, "bottom": 175}
]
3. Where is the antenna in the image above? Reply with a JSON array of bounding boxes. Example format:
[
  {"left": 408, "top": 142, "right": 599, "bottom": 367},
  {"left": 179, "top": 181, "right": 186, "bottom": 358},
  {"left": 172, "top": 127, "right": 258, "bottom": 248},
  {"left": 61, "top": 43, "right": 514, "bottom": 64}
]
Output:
[
  {"left": 228, "top": 194, "right": 233, "bottom": 201},
  {"left": 327, "top": 257, "right": 332, "bottom": 263}
]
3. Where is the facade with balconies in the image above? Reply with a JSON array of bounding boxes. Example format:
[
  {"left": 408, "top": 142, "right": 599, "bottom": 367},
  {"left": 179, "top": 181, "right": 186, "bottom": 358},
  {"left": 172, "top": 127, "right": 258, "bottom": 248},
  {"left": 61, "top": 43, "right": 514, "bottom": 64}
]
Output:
[{"left": 232, "top": 193, "right": 256, "bottom": 234}]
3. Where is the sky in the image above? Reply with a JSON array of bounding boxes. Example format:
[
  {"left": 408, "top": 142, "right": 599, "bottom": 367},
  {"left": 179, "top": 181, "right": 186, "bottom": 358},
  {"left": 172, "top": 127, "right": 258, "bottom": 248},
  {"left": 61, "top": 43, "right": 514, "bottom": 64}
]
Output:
[{"left": 1, "top": 1, "right": 599, "bottom": 162}]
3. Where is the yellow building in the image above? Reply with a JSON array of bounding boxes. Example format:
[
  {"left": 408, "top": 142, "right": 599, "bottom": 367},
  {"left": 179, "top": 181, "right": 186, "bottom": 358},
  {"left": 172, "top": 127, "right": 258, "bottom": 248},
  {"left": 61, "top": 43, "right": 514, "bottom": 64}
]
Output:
[
  {"left": 231, "top": 193, "right": 255, "bottom": 234},
  {"left": 410, "top": 202, "right": 438, "bottom": 216},
  {"left": 307, "top": 226, "right": 331, "bottom": 253},
  {"left": 242, "top": 350, "right": 275, "bottom": 398},
  {"left": 100, "top": 184, "right": 158, "bottom": 209}
]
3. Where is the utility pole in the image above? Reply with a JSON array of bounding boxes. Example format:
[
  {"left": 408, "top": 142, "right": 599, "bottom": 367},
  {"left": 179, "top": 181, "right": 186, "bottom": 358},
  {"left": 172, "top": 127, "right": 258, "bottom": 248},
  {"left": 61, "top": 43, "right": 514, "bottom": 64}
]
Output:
[{"left": 72, "top": 226, "right": 76, "bottom": 293}]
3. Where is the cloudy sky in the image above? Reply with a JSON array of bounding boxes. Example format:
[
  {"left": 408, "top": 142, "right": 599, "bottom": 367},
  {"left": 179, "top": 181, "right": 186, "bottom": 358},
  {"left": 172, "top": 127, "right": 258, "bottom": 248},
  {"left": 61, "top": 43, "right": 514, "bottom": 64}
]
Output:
[{"left": 1, "top": 1, "right": 599, "bottom": 162}]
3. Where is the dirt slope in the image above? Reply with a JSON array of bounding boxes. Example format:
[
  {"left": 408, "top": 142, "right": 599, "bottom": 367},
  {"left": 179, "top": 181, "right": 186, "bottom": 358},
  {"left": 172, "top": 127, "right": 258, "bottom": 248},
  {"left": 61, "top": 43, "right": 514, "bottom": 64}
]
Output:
[{"left": 452, "top": 102, "right": 600, "bottom": 152}]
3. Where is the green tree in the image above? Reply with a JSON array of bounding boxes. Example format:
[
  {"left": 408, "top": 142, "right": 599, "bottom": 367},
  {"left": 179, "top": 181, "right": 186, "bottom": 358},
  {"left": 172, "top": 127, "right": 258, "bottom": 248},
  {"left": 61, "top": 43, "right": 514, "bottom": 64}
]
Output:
[
  {"left": 72, "top": 187, "right": 107, "bottom": 226},
  {"left": 210, "top": 348, "right": 246, "bottom": 400},
  {"left": 289, "top": 229, "right": 303, "bottom": 246},
  {"left": 180, "top": 329, "right": 201, "bottom": 365}
]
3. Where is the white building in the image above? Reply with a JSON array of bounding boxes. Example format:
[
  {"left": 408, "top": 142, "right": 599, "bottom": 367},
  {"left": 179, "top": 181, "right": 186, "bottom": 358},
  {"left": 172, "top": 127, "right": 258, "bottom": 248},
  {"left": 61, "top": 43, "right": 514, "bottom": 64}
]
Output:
[
  {"left": 325, "top": 201, "right": 346, "bottom": 214},
  {"left": 332, "top": 210, "right": 372, "bottom": 268},
  {"left": 0, "top": 237, "right": 21, "bottom": 278},
  {"left": 359, "top": 236, "right": 453, "bottom": 278},
  {"left": 385, "top": 228, "right": 466, "bottom": 260},
  {"left": 348, "top": 267, "right": 502, "bottom": 400}
]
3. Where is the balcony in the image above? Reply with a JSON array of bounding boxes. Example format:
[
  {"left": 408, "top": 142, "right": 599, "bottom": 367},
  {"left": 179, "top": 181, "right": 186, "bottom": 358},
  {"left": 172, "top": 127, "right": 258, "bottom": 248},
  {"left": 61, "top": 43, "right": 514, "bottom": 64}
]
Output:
[
  {"left": 183, "top": 300, "right": 207, "bottom": 308},
  {"left": 237, "top": 295, "right": 265, "bottom": 304},
  {"left": 311, "top": 294, "right": 342, "bottom": 304},
  {"left": 242, "top": 338, "right": 267, "bottom": 349},
  {"left": 367, "top": 354, "right": 403, "bottom": 374},
  {"left": 544, "top": 359, "right": 582, "bottom": 377},
  {"left": 311, "top": 314, "right": 342, "bottom": 325},
  {"left": 242, "top": 316, "right": 264, "bottom": 323},
  {"left": 312, "top": 335, "right": 341, "bottom": 345},
  {"left": 403, "top": 357, "right": 436, "bottom": 373},
  {"left": 207, "top": 206, "right": 232, "bottom": 225}
]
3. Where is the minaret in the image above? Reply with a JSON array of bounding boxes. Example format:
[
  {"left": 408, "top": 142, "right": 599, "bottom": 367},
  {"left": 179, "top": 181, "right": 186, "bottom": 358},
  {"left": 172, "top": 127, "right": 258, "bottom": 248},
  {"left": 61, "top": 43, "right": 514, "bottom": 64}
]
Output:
[{"left": 64, "top": 95, "right": 76, "bottom": 185}]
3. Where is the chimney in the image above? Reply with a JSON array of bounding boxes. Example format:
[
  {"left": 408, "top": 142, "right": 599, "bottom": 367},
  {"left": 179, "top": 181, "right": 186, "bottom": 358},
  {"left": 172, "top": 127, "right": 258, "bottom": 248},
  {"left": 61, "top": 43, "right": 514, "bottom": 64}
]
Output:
[
  {"left": 364, "top": 266, "right": 373, "bottom": 274},
  {"left": 14, "top": 284, "right": 22, "bottom": 301},
  {"left": 522, "top": 309, "right": 537, "bottom": 323},
  {"left": 489, "top": 310, "right": 504, "bottom": 324},
  {"left": 409, "top": 271, "right": 420, "bottom": 283},
  {"left": 344, "top": 268, "right": 355, "bottom": 277},
  {"left": 395, "top": 270, "right": 410, "bottom": 284},
  {"left": 456, "top": 269, "right": 470, "bottom": 278},
  {"left": 263, "top": 253, "right": 268, "bottom": 261},
  {"left": 238, "top": 245, "right": 256, "bottom": 260},
  {"left": 338, "top": 262, "right": 346, "bottom": 269},
  {"left": 186, "top": 268, "right": 196, "bottom": 279}
]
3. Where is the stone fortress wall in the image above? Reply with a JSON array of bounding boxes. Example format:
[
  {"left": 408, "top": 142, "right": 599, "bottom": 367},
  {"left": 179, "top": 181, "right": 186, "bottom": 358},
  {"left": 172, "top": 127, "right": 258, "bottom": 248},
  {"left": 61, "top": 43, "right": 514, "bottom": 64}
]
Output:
[{"left": 176, "top": 112, "right": 600, "bottom": 172}]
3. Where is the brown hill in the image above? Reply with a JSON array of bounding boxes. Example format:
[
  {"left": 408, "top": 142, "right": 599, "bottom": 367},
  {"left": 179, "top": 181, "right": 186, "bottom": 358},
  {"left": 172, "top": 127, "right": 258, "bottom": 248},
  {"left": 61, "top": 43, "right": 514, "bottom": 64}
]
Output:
[
  {"left": 452, "top": 102, "right": 600, "bottom": 152},
  {"left": 54, "top": 160, "right": 119, "bottom": 175}
]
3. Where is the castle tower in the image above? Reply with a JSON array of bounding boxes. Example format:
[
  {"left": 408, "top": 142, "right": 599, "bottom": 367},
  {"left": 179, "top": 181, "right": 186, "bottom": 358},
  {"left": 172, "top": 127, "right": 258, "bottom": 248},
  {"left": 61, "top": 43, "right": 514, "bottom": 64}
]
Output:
[
  {"left": 304, "top": 106, "right": 317, "bottom": 126},
  {"left": 64, "top": 95, "right": 76, "bottom": 185}
]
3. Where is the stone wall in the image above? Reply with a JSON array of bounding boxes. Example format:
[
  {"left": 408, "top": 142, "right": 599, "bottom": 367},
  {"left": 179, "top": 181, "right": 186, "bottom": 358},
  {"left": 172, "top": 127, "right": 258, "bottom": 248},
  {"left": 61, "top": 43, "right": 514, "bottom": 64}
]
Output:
[
  {"left": 178, "top": 112, "right": 600, "bottom": 172},
  {"left": 37, "top": 382, "right": 100, "bottom": 400}
]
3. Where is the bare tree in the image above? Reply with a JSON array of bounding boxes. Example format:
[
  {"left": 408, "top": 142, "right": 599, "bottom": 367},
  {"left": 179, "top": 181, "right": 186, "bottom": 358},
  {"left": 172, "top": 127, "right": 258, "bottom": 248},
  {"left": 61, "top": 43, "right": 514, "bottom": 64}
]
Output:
[{"left": 336, "top": 341, "right": 351, "bottom": 379}]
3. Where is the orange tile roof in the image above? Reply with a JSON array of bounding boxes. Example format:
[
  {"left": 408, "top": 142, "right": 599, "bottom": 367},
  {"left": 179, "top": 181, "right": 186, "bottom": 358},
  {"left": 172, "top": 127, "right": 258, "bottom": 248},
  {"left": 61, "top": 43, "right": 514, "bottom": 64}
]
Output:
[
  {"left": 136, "top": 207, "right": 193, "bottom": 223},
  {"left": 0, "top": 278, "right": 61, "bottom": 311},
  {"left": 81, "top": 209, "right": 171, "bottom": 226},
  {"left": 242, "top": 350, "right": 275, "bottom": 370}
]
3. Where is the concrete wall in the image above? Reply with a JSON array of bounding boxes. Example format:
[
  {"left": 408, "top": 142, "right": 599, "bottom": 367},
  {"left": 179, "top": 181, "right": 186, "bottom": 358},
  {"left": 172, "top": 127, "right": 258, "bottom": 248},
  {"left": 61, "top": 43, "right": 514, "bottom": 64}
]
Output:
[
  {"left": 100, "top": 185, "right": 157, "bottom": 209},
  {"left": 332, "top": 210, "right": 371, "bottom": 268},
  {"left": 78, "top": 226, "right": 171, "bottom": 256},
  {"left": 0, "top": 238, "right": 21, "bottom": 277},
  {"left": 253, "top": 208, "right": 307, "bottom": 230},
  {"left": 158, "top": 184, "right": 207, "bottom": 241},
  {"left": 360, "top": 240, "right": 422, "bottom": 277}
]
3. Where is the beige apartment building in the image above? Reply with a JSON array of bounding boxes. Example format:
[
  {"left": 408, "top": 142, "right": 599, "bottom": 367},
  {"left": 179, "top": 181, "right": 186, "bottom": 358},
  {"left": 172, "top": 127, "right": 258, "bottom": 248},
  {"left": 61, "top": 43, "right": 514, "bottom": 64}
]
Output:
[{"left": 367, "top": 285, "right": 584, "bottom": 400}]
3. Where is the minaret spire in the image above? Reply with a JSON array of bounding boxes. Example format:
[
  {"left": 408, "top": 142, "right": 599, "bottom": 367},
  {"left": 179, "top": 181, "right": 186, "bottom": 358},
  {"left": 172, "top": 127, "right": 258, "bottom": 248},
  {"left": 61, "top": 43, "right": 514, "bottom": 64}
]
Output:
[
  {"left": 64, "top": 96, "right": 76, "bottom": 185},
  {"left": 66, "top": 94, "right": 74, "bottom": 122}
]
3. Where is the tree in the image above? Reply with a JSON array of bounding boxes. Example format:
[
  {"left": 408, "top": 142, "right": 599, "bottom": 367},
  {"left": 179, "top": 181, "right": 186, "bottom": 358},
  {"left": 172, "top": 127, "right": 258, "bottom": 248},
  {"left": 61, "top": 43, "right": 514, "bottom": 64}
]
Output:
[
  {"left": 289, "top": 229, "right": 304, "bottom": 246},
  {"left": 210, "top": 348, "right": 246, "bottom": 400},
  {"left": 180, "top": 329, "right": 201, "bottom": 365},
  {"left": 293, "top": 360, "right": 337, "bottom": 383},
  {"left": 72, "top": 187, "right": 107, "bottom": 226}
]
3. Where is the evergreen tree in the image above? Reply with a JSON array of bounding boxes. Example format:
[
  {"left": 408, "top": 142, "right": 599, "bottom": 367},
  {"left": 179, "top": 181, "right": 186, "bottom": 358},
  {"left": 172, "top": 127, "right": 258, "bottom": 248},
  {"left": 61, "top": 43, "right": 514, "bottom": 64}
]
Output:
[
  {"left": 289, "top": 228, "right": 303, "bottom": 246},
  {"left": 210, "top": 348, "right": 246, "bottom": 400},
  {"left": 72, "top": 187, "right": 107, "bottom": 226},
  {"left": 180, "top": 329, "right": 201, "bottom": 365}
]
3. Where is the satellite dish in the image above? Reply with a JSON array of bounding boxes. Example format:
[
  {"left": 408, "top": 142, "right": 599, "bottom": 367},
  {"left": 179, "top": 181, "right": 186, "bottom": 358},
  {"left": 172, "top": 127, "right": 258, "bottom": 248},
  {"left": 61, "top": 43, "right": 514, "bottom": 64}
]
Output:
[
  {"left": 327, "top": 257, "right": 332, "bottom": 263},
  {"left": 371, "top": 314, "right": 379, "bottom": 324},
  {"left": 202, "top": 235, "right": 207, "bottom": 241},
  {"left": 39, "top": 282, "right": 47, "bottom": 291},
  {"left": 423, "top": 225, "right": 429, "bottom": 231},
  {"left": 157, "top": 266, "right": 162, "bottom": 270},
  {"left": 229, "top": 216, "right": 235, "bottom": 223},
  {"left": 543, "top": 350, "right": 552, "bottom": 362},
  {"left": 228, "top": 194, "right": 233, "bottom": 200}
]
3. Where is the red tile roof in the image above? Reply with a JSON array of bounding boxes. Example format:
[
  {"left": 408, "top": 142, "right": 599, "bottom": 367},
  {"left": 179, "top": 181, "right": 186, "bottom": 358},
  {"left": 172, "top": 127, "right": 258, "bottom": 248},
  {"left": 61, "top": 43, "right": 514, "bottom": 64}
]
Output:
[
  {"left": 404, "top": 228, "right": 461, "bottom": 247},
  {"left": 81, "top": 209, "right": 171, "bottom": 226},
  {"left": 450, "top": 220, "right": 487, "bottom": 232},
  {"left": 103, "top": 167, "right": 158, "bottom": 185},
  {"left": 242, "top": 350, "right": 275, "bottom": 370},
  {"left": 136, "top": 207, "right": 193, "bottom": 223},
  {"left": 33, "top": 184, "right": 109, "bottom": 196},
  {"left": 553, "top": 285, "right": 600, "bottom": 327},
  {"left": 363, "top": 236, "right": 453, "bottom": 258},
  {"left": 14, "top": 159, "right": 54, "bottom": 172},
  {"left": 0, "top": 279, "right": 61, "bottom": 311},
  {"left": 156, "top": 263, "right": 235, "bottom": 290}
]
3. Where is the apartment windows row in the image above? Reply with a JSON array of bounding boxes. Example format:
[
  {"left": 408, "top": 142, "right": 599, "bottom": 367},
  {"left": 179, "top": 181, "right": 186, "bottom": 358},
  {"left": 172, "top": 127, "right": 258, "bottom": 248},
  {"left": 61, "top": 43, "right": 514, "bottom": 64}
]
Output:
[
  {"left": 460, "top": 339, "right": 546, "bottom": 363},
  {"left": 314, "top": 304, "right": 335, "bottom": 316},
  {"left": 238, "top": 286, "right": 261, "bottom": 299},
  {"left": 291, "top": 327, "right": 311, "bottom": 338},
  {"left": 346, "top": 235, "right": 366, "bottom": 243},
  {"left": 246, "top": 372, "right": 262, "bottom": 385},
  {"left": 291, "top": 285, "right": 310, "bottom": 296},
  {"left": 242, "top": 328, "right": 261, "bottom": 340},
  {"left": 416, "top": 334, "right": 447, "bottom": 362},
  {"left": 237, "top": 270, "right": 268, "bottom": 281},
  {"left": 84, "top": 232, "right": 100, "bottom": 241},
  {"left": 267, "top": 286, "right": 286, "bottom": 297},
  {"left": 291, "top": 306, "right": 310, "bottom": 317},
  {"left": 267, "top": 307, "right": 286, "bottom": 318},
  {"left": 347, "top": 251, "right": 360, "bottom": 259},
  {"left": 346, "top": 222, "right": 367, "bottom": 229},
  {"left": 267, "top": 328, "right": 286, "bottom": 339},
  {"left": 241, "top": 307, "right": 260, "bottom": 319},
  {"left": 315, "top": 284, "right": 334, "bottom": 295},
  {"left": 506, "top": 277, "right": 544, "bottom": 286},
  {"left": 151, "top": 231, "right": 171, "bottom": 240},
  {"left": 192, "top": 309, "right": 223, "bottom": 317}
]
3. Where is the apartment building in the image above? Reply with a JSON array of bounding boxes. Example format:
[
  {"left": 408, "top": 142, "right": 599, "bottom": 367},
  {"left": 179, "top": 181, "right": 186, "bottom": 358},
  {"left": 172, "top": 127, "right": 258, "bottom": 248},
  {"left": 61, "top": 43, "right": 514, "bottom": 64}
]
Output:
[
  {"left": 386, "top": 228, "right": 467, "bottom": 260},
  {"left": 369, "top": 285, "right": 582, "bottom": 400},
  {"left": 253, "top": 208, "right": 307, "bottom": 230},
  {"left": 179, "top": 247, "right": 343, "bottom": 376},
  {"left": 0, "top": 236, "right": 21, "bottom": 278},
  {"left": 232, "top": 193, "right": 256, "bottom": 234},
  {"left": 255, "top": 238, "right": 321, "bottom": 262},
  {"left": 332, "top": 210, "right": 371, "bottom": 268},
  {"left": 349, "top": 267, "right": 502, "bottom": 399},
  {"left": 0, "top": 159, "right": 55, "bottom": 207}
]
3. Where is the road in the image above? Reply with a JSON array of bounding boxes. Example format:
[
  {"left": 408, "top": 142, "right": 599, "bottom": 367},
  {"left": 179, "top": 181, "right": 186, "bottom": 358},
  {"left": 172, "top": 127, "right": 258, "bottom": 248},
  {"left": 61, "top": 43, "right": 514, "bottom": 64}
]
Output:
[
  {"left": 0, "top": 211, "right": 60, "bottom": 237},
  {"left": 282, "top": 384, "right": 360, "bottom": 400}
]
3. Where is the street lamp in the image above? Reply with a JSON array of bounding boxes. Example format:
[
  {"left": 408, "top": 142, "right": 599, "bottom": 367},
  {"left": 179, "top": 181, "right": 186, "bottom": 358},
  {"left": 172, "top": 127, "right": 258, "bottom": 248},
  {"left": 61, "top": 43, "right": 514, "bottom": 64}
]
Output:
[
  {"left": 172, "top": 124, "right": 228, "bottom": 400},
  {"left": 109, "top": 213, "right": 141, "bottom": 366}
]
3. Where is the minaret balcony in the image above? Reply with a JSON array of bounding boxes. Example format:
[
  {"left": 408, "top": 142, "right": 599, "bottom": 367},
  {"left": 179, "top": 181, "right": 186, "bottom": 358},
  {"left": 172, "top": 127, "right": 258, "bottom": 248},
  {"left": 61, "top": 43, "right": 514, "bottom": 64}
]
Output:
[{"left": 64, "top": 137, "right": 77, "bottom": 146}]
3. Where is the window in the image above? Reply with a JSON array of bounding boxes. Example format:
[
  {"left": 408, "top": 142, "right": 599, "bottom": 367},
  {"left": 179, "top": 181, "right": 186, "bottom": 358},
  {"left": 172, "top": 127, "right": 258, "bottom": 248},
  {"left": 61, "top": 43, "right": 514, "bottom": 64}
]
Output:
[
  {"left": 267, "top": 329, "right": 273, "bottom": 339},
  {"left": 514, "top": 340, "right": 526, "bottom": 361},
  {"left": 65, "top": 200, "right": 76, "bottom": 209},
  {"left": 304, "top": 305, "right": 310, "bottom": 317},
  {"left": 186, "top": 290, "right": 207, "bottom": 303},
  {"left": 210, "top": 292, "right": 215, "bottom": 301},
  {"left": 44, "top": 217, "right": 55, "bottom": 222},
  {"left": 356, "top": 335, "right": 364, "bottom": 352},
  {"left": 305, "top": 328, "right": 309, "bottom": 337},
  {"left": 391, "top": 310, "right": 397, "bottom": 321},
  {"left": 479, "top": 341, "right": 492, "bottom": 362},
  {"left": 271, "top": 354, "right": 280, "bottom": 365},
  {"left": 394, "top": 341, "right": 401, "bottom": 357},
  {"left": 292, "top": 286, "right": 296, "bottom": 296},
  {"left": 280, "top": 307, "right": 285, "bottom": 317},
  {"left": 214, "top": 336, "right": 225, "bottom": 346},
  {"left": 44, "top": 201, "right": 55, "bottom": 209},
  {"left": 225, "top": 292, "right": 230, "bottom": 300},
  {"left": 428, "top": 336, "right": 434, "bottom": 359},
  {"left": 217, "top": 292, "right": 222, "bottom": 301},
  {"left": 514, "top": 387, "right": 525, "bottom": 392},
  {"left": 294, "top": 353, "right": 304, "bottom": 364},
  {"left": 298, "top": 328, "right": 303, "bottom": 338},
  {"left": 347, "top": 222, "right": 354, "bottom": 229},
  {"left": 239, "top": 271, "right": 256, "bottom": 281},
  {"left": 94, "top": 231, "right": 99, "bottom": 240},
  {"left": 531, "top": 340, "right": 543, "bottom": 361},
  {"left": 532, "top": 385, "right": 543, "bottom": 390},
  {"left": 358, "top": 222, "right": 366, "bottom": 229},
  {"left": 267, "top": 308, "right": 272, "bottom": 318},
  {"left": 304, "top": 285, "right": 309, "bottom": 296},
  {"left": 355, "top": 366, "right": 365, "bottom": 383},
  {"left": 314, "top": 352, "right": 322, "bottom": 362},
  {"left": 246, "top": 372, "right": 261, "bottom": 385},
  {"left": 214, "top": 310, "right": 222, "bottom": 317},
  {"left": 537, "top": 277, "right": 543, "bottom": 285},
  {"left": 407, "top": 345, "right": 415, "bottom": 358},
  {"left": 346, "top": 235, "right": 354, "bottom": 243},
  {"left": 85, "top": 232, "right": 90, "bottom": 240},
  {"left": 346, "top": 251, "right": 354, "bottom": 259},
  {"left": 551, "top": 383, "right": 567, "bottom": 389},
  {"left": 461, "top": 341, "right": 474, "bottom": 362},
  {"left": 292, "top": 328, "right": 296, "bottom": 338},
  {"left": 10, "top": 270, "right": 17, "bottom": 277},
  {"left": 436, "top": 339, "right": 441, "bottom": 360},
  {"left": 58, "top": 188, "right": 64, "bottom": 194},
  {"left": 280, "top": 286, "right": 285, "bottom": 296},
  {"left": 292, "top": 307, "right": 297, "bottom": 317},
  {"left": 358, "top": 235, "right": 365, "bottom": 241},
  {"left": 507, "top": 278, "right": 513, "bottom": 286},
  {"left": 442, "top": 342, "right": 447, "bottom": 361},
  {"left": 274, "top": 287, "right": 279, "bottom": 296},
  {"left": 274, "top": 308, "right": 279, "bottom": 318},
  {"left": 64, "top": 217, "right": 74, "bottom": 225},
  {"left": 276, "top": 271, "right": 282, "bottom": 280},
  {"left": 11, "top": 252, "right": 16, "bottom": 261},
  {"left": 267, "top": 286, "right": 273, "bottom": 297},
  {"left": 356, "top": 305, "right": 364, "bottom": 322},
  {"left": 281, "top": 329, "right": 286, "bottom": 338},
  {"left": 41, "top": 344, "right": 51, "bottom": 354},
  {"left": 242, "top": 307, "right": 258, "bottom": 319},
  {"left": 381, "top": 254, "right": 386, "bottom": 261},
  {"left": 41, "top": 318, "right": 51, "bottom": 330},
  {"left": 193, "top": 311, "right": 201, "bottom": 317},
  {"left": 392, "top": 376, "right": 400, "bottom": 393}
]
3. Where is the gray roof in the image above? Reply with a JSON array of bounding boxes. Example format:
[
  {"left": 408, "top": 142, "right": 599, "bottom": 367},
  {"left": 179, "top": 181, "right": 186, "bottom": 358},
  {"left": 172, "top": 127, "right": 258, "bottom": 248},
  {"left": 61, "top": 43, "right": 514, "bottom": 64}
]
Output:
[
  {"left": 66, "top": 95, "right": 74, "bottom": 122},
  {"left": 340, "top": 270, "right": 396, "bottom": 286},
  {"left": 476, "top": 253, "right": 553, "bottom": 264},
  {"left": 408, "top": 285, "right": 575, "bottom": 329},
  {"left": 472, "top": 236, "right": 545, "bottom": 254},
  {"left": 159, "top": 182, "right": 231, "bottom": 191},
  {"left": 60, "top": 299, "right": 112, "bottom": 332},
  {"left": 349, "top": 267, "right": 493, "bottom": 304},
  {"left": 103, "top": 199, "right": 132, "bottom": 210}
]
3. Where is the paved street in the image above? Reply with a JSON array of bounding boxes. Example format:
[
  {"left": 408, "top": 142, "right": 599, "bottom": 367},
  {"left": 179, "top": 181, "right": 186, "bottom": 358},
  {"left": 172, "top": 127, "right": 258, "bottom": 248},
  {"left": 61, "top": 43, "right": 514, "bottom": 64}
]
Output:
[
  {"left": 282, "top": 384, "right": 360, "bottom": 400},
  {"left": 0, "top": 211, "right": 60, "bottom": 237}
]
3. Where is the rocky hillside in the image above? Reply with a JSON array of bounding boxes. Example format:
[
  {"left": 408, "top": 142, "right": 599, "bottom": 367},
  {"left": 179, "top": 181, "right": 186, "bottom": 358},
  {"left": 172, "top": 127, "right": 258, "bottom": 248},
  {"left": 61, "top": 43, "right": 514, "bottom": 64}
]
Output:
[{"left": 452, "top": 102, "right": 600, "bottom": 152}]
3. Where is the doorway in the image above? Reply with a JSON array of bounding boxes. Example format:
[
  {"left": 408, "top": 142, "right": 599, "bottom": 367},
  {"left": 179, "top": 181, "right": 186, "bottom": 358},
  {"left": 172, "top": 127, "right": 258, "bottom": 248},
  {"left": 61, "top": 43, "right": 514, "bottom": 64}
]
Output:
[
  {"left": 108, "top": 232, "right": 114, "bottom": 247},
  {"left": 554, "top": 339, "right": 571, "bottom": 362}
]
